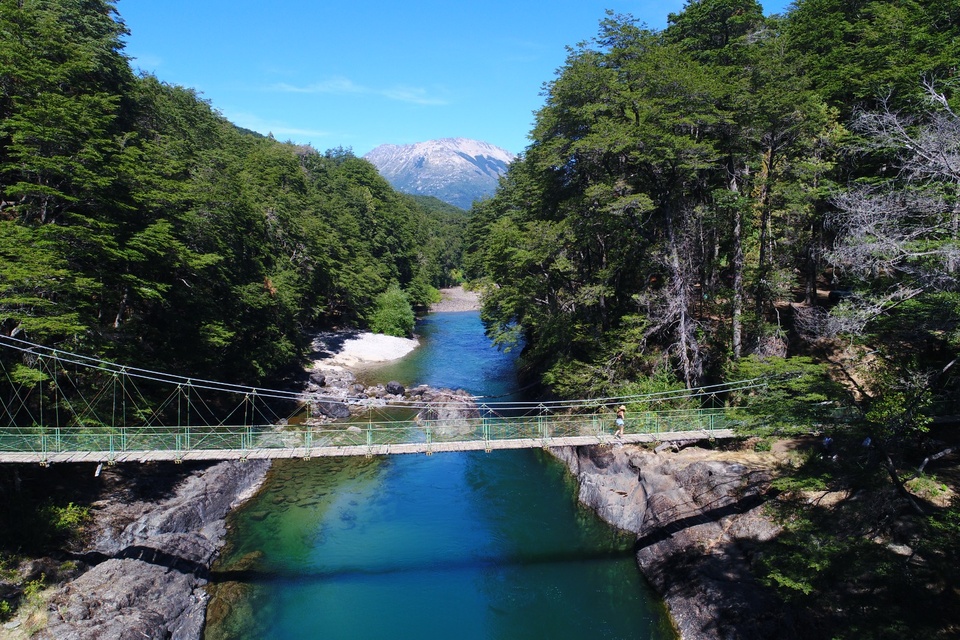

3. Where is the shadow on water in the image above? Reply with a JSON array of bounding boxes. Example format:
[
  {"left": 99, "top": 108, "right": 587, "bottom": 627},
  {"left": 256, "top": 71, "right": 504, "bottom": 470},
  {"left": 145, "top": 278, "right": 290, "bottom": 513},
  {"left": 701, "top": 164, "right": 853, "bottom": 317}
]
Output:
[{"left": 210, "top": 546, "right": 638, "bottom": 585}]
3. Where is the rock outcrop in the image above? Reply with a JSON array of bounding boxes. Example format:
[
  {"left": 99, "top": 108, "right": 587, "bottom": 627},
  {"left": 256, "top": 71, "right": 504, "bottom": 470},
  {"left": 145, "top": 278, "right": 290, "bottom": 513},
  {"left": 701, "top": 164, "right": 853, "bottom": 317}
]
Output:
[
  {"left": 551, "top": 444, "right": 797, "bottom": 640},
  {"left": 38, "top": 460, "right": 270, "bottom": 640}
]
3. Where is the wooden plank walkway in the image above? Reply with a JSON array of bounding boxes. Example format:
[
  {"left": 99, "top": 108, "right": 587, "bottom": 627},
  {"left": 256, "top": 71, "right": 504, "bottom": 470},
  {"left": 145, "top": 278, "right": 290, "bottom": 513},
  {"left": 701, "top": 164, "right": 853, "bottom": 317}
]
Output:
[{"left": 0, "top": 429, "right": 735, "bottom": 464}]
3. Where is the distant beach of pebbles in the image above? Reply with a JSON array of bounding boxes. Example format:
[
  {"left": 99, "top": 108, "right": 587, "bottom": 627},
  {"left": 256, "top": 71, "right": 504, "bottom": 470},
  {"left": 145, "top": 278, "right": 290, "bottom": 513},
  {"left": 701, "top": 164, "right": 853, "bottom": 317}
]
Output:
[{"left": 429, "top": 286, "right": 480, "bottom": 313}]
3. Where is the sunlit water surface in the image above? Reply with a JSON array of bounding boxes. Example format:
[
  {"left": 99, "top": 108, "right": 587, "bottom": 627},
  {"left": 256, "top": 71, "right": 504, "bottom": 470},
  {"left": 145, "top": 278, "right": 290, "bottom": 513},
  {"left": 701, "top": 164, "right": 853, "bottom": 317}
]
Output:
[{"left": 204, "top": 312, "right": 675, "bottom": 639}]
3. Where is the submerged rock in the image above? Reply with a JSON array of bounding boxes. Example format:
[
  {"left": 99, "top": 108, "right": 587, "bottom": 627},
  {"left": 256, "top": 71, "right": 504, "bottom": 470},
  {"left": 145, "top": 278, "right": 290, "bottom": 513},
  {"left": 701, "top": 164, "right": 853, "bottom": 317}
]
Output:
[{"left": 313, "top": 400, "right": 351, "bottom": 419}]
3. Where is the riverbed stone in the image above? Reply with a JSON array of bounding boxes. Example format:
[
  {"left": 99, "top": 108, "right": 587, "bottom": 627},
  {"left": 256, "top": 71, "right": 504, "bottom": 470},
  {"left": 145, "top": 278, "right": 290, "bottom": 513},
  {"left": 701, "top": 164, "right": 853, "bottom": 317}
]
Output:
[
  {"left": 313, "top": 400, "right": 351, "bottom": 419},
  {"left": 385, "top": 381, "right": 405, "bottom": 396},
  {"left": 416, "top": 388, "right": 479, "bottom": 433}
]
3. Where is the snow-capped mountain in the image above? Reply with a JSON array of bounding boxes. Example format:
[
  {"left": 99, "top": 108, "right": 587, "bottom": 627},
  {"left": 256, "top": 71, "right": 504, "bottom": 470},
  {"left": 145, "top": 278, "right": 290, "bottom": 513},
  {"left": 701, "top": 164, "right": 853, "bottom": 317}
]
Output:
[{"left": 364, "top": 138, "right": 515, "bottom": 210}]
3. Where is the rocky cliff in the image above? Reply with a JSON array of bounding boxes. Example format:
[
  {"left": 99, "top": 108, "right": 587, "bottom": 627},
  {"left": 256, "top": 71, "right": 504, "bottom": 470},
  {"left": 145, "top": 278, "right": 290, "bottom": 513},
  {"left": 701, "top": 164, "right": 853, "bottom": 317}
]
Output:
[
  {"left": 36, "top": 460, "right": 270, "bottom": 640},
  {"left": 551, "top": 443, "right": 798, "bottom": 640},
  {"left": 364, "top": 138, "right": 514, "bottom": 209}
]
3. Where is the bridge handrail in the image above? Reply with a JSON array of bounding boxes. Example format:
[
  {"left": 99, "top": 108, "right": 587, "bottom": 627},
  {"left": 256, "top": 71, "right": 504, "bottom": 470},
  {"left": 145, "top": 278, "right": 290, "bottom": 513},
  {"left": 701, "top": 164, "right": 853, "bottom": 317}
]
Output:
[{"left": 0, "top": 407, "right": 739, "bottom": 459}]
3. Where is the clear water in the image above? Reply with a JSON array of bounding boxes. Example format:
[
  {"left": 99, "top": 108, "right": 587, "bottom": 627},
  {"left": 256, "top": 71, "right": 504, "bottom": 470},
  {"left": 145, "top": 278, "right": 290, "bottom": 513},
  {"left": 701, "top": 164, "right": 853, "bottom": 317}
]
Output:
[{"left": 204, "top": 312, "right": 676, "bottom": 640}]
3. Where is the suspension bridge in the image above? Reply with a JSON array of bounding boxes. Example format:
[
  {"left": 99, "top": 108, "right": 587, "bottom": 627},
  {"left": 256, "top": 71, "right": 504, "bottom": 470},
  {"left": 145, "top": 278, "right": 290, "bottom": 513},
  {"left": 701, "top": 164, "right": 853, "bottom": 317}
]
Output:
[{"left": 0, "top": 335, "right": 759, "bottom": 464}]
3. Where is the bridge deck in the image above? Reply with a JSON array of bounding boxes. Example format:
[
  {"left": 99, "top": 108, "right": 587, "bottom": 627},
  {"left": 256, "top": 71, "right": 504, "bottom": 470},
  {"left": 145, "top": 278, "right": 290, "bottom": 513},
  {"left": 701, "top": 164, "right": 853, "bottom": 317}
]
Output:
[{"left": 0, "top": 429, "right": 734, "bottom": 464}]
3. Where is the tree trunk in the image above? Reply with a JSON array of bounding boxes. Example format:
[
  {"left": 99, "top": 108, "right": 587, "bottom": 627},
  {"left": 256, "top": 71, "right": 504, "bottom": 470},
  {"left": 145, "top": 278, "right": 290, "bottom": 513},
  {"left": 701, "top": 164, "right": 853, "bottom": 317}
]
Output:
[
  {"left": 665, "top": 206, "right": 702, "bottom": 388},
  {"left": 755, "top": 145, "right": 776, "bottom": 320},
  {"left": 732, "top": 205, "right": 744, "bottom": 359}
]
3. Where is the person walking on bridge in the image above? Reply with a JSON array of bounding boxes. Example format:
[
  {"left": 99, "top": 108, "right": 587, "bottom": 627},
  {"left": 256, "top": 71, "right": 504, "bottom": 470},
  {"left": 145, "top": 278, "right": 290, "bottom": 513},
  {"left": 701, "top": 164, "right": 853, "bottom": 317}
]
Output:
[{"left": 614, "top": 405, "right": 626, "bottom": 439}]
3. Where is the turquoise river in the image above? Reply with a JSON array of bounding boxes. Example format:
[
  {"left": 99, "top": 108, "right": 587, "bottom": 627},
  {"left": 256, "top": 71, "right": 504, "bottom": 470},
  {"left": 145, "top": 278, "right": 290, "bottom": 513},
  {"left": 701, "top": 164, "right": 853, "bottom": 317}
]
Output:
[{"left": 203, "top": 311, "right": 676, "bottom": 639}]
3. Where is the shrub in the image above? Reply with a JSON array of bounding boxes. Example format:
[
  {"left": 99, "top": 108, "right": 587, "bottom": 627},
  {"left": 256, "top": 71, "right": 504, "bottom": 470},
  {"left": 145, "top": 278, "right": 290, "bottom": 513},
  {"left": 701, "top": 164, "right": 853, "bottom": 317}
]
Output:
[
  {"left": 368, "top": 285, "right": 415, "bottom": 337},
  {"left": 38, "top": 502, "right": 90, "bottom": 545}
]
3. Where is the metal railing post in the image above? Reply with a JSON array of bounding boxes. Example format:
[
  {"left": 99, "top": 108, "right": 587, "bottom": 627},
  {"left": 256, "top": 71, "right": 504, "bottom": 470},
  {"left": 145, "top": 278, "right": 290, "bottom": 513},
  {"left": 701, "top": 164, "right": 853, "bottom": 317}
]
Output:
[{"left": 481, "top": 404, "right": 490, "bottom": 452}]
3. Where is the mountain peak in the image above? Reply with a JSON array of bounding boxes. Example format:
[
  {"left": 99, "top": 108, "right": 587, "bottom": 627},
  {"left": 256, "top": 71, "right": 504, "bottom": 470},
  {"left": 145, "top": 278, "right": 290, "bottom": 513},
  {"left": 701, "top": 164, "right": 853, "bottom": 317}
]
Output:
[{"left": 364, "top": 138, "right": 515, "bottom": 209}]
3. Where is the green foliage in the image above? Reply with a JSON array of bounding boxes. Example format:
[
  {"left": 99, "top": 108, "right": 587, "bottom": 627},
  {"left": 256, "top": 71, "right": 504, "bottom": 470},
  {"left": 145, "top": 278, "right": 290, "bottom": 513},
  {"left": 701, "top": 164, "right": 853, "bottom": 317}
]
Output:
[
  {"left": 0, "top": 498, "right": 89, "bottom": 554},
  {"left": 368, "top": 285, "right": 415, "bottom": 338},
  {"left": 8, "top": 364, "right": 48, "bottom": 387},
  {"left": 38, "top": 502, "right": 90, "bottom": 544},
  {"left": 769, "top": 450, "right": 835, "bottom": 494},
  {"left": 783, "top": 0, "right": 960, "bottom": 115},
  {"left": 726, "top": 356, "right": 850, "bottom": 435},
  {"left": 905, "top": 474, "right": 949, "bottom": 501},
  {"left": 0, "top": 1, "right": 468, "bottom": 388},
  {"left": 755, "top": 452, "right": 960, "bottom": 638},
  {"left": 753, "top": 437, "right": 773, "bottom": 452},
  {"left": 22, "top": 575, "right": 45, "bottom": 608}
]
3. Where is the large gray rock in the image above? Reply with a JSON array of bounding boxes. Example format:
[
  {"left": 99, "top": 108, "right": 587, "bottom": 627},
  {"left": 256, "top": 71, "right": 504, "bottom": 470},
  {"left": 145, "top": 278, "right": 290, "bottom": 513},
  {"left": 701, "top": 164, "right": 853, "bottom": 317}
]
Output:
[
  {"left": 312, "top": 400, "right": 351, "bottom": 419},
  {"left": 39, "top": 460, "right": 270, "bottom": 640},
  {"left": 416, "top": 388, "right": 479, "bottom": 436},
  {"left": 551, "top": 444, "right": 794, "bottom": 640},
  {"left": 385, "top": 380, "right": 405, "bottom": 396}
]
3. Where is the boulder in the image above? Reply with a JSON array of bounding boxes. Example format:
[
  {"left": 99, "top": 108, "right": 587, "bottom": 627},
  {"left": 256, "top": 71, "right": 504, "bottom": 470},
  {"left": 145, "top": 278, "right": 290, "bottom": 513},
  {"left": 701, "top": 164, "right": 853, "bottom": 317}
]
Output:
[
  {"left": 313, "top": 401, "right": 351, "bottom": 419},
  {"left": 385, "top": 381, "right": 405, "bottom": 396},
  {"left": 416, "top": 388, "right": 479, "bottom": 435},
  {"left": 39, "top": 460, "right": 270, "bottom": 640}
]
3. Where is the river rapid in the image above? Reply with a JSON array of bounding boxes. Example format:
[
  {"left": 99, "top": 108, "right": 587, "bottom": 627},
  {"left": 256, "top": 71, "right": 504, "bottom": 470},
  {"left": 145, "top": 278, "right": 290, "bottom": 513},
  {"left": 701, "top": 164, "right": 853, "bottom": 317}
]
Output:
[{"left": 203, "top": 311, "right": 675, "bottom": 639}]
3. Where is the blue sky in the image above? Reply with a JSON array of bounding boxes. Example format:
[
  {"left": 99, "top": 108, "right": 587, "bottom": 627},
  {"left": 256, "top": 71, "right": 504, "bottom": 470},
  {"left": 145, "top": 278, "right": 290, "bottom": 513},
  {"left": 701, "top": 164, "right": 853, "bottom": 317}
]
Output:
[{"left": 119, "top": 0, "right": 793, "bottom": 157}]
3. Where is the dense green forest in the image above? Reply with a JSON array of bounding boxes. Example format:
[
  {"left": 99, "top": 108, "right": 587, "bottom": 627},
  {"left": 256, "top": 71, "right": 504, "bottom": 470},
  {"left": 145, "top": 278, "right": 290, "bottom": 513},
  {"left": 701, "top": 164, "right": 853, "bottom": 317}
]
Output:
[
  {"left": 0, "top": 0, "right": 466, "bottom": 385},
  {"left": 465, "top": 0, "right": 960, "bottom": 636},
  {"left": 468, "top": 0, "right": 959, "bottom": 407}
]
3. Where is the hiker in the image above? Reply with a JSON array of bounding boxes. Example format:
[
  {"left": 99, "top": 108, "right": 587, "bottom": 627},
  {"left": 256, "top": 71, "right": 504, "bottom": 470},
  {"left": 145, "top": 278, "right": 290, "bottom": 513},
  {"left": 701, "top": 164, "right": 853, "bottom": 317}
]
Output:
[{"left": 615, "top": 405, "right": 626, "bottom": 438}]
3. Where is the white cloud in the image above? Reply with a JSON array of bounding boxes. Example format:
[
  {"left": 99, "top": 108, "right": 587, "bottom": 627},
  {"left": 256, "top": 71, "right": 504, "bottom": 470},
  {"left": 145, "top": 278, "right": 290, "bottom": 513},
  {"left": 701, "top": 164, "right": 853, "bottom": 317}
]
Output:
[
  {"left": 225, "top": 110, "right": 332, "bottom": 140},
  {"left": 271, "top": 76, "right": 449, "bottom": 106},
  {"left": 381, "top": 86, "right": 448, "bottom": 106}
]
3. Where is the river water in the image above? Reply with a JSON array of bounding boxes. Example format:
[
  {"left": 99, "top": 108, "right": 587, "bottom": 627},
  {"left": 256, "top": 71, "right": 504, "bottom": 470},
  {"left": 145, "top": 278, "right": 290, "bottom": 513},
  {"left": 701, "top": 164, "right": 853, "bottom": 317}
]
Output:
[{"left": 204, "top": 311, "right": 675, "bottom": 639}]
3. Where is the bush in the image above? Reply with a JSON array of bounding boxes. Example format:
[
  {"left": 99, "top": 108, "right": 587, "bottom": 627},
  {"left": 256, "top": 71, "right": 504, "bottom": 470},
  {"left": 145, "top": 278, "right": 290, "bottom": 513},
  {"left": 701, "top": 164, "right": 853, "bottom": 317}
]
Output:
[
  {"left": 368, "top": 285, "right": 415, "bottom": 337},
  {"left": 40, "top": 502, "right": 90, "bottom": 543}
]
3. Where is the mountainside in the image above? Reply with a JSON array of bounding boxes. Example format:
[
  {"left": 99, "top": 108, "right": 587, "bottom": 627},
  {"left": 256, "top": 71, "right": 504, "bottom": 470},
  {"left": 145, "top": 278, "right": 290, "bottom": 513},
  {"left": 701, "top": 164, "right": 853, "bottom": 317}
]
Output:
[{"left": 364, "top": 138, "right": 515, "bottom": 210}]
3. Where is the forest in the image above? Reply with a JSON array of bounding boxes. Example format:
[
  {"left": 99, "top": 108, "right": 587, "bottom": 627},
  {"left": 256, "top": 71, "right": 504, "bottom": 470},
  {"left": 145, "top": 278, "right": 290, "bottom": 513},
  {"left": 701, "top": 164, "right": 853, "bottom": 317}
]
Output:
[
  {"left": 0, "top": 0, "right": 466, "bottom": 387},
  {"left": 464, "top": 0, "right": 960, "bottom": 636}
]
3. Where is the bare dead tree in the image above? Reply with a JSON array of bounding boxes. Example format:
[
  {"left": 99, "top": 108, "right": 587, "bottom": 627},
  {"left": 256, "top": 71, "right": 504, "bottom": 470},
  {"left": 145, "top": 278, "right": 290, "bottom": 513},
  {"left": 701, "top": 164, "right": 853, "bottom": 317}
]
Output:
[
  {"left": 843, "top": 84, "right": 960, "bottom": 278},
  {"left": 823, "top": 85, "right": 960, "bottom": 347},
  {"left": 828, "top": 187, "right": 956, "bottom": 290},
  {"left": 637, "top": 204, "right": 705, "bottom": 389}
]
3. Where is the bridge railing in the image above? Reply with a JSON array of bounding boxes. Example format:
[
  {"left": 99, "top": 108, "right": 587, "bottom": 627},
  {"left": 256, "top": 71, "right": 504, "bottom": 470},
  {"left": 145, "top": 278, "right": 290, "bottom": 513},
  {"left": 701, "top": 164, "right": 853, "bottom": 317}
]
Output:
[{"left": 0, "top": 407, "right": 736, "bottom": 460}]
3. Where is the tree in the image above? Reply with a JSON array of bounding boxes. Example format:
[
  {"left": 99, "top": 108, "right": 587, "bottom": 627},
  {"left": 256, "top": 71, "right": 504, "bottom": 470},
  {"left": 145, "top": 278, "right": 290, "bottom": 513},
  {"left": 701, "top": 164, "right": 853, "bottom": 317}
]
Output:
[
  {"left": 368, "top": 284, "right": 415, "bottom": 337},
  {"left": 821, "top": 84, "right": 960, "bottom": 448}
]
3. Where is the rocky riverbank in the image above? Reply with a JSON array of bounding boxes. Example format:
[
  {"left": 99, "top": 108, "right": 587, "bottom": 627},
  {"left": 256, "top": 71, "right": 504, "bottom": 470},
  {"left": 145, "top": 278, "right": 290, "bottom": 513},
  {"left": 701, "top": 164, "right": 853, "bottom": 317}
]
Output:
[
  {"left": 550, "top": 442, "right": 799, "bottom": 640},
  {"left": 0, "top": 459, "right": 270, "bottom": 640},
  {"left": 429, "top": 286, "right": 480, "bottom": 312}
]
